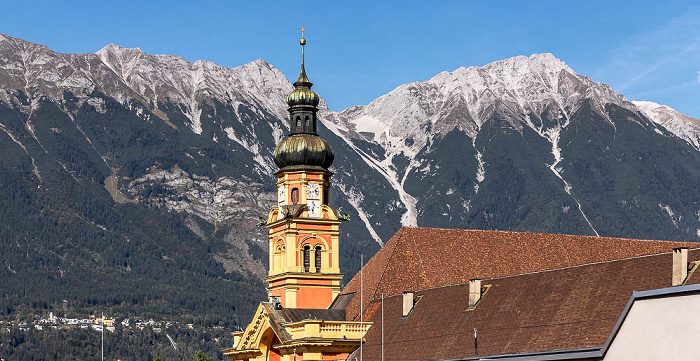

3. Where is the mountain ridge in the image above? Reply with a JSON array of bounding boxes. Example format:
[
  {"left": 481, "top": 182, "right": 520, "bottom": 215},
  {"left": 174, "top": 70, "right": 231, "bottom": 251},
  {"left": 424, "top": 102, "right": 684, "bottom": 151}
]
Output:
[{"left": 2, "top": 34, "right": 700, "bottom": 243}]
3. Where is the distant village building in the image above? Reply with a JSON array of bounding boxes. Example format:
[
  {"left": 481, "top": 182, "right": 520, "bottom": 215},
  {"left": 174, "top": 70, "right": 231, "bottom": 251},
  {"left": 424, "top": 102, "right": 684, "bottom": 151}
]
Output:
[{"left": 224, "top": 33, "right": 700, "bottom": 361}]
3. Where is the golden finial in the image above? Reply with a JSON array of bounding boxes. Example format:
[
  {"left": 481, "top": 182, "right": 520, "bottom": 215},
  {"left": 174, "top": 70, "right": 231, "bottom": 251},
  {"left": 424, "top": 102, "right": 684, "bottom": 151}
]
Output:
[{"left": 294, "top": 25, "right": 311, "bottom": 85}]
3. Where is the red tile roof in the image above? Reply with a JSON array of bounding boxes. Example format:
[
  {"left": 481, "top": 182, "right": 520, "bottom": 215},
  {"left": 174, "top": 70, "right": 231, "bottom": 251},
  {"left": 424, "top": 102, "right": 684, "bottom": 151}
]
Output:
[
  {"left": 341, "top": 227, "right": 698, "bottom": 321},
  {"left": 356, "top": 249, "right": 700, "bottom": 360}
]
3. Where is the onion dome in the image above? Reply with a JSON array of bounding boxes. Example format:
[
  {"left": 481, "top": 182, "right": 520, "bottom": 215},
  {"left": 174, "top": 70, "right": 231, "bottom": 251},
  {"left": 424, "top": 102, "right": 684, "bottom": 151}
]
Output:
[
  {"left": 287, "top": 59, "right": 320, "bottom": 108},
  {"left": 273, "top": 134, "right": 334, "bottom": 170},
  {"left": 274, "top": 27, "right": 334, "bottom": 172},
  {"left": 287, "top": 85, "right": 320, "bottom": 108}
]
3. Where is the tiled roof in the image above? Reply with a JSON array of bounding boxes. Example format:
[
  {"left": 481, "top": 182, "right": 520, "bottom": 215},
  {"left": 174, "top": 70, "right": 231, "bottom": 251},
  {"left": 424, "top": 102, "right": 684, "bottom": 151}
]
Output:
[
  {"left": 282, "top": 308, "right": 346, "bottom": 323},
  {"left": 356, "top": 249, "right": 700, "bottom": 360},
  {"left": 341, "top": 227, "right": 698, "bottom": 321}
]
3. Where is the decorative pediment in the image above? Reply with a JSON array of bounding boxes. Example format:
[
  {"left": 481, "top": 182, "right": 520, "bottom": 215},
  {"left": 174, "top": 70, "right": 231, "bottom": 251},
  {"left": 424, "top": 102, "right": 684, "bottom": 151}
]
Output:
[{"left": 231, "top": 303, "right": 278, "bottom": 352}]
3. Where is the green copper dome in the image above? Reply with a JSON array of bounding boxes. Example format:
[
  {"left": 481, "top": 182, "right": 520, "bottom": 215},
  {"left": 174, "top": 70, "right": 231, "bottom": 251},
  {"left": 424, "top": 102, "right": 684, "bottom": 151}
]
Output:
[
  {"left": 273, "top": 134, "right": 334, "bottom": 170},
  {"left": 273, "top": 31, "right": 334, "bottom": 172},
  {"left": 287, "top": 86, "right": 320, "bottom": 107}
]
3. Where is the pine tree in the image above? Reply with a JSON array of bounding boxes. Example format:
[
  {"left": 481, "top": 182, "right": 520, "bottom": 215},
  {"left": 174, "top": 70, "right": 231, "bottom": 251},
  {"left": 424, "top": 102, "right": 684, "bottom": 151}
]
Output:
[{"left": 193, "top": 349, "right": 213, "bottom": 361}]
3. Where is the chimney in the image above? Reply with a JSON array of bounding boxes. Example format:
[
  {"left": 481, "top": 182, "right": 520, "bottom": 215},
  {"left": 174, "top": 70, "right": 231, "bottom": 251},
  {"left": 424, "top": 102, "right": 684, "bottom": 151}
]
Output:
[
  {"left": 672, "top": 247, "right": 688, "bottom": 286},
  {"left": 468, "top": 279, "right": 482, "bottom": 308},
  {"left": 402, "top": 292, "right": 414, "bottom": 316}
]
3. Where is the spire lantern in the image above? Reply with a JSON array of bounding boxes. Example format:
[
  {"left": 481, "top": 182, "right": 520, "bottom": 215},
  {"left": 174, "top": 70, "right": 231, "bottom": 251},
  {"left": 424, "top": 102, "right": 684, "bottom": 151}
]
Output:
[
  {"left": 287, "top": 26, "right": 319, "bottom": 109},
  {"left": 275, "top": 27, "right": 333, "bottom": 171}
]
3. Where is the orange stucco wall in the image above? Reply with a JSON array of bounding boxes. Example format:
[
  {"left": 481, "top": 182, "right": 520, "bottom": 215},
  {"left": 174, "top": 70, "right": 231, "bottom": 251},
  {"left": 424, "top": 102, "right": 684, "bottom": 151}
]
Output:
[
  {"left": 296, "top": 287, "right": 333, "bottom": 308},
  {"left": 270, "top": 288, "right": 285, "bottom": 305},
  {"left": 296, "top": 278, "right": 335, "bottom": 286}
]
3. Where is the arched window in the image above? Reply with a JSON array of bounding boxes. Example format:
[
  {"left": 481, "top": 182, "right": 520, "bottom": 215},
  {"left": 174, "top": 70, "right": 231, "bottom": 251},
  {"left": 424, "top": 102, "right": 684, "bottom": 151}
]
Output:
[
  {"left": 274, "top": 246, "right": 281, "bottom": 270},
  {"left": 280, "top": 245, "right": 286, "bottom": 270},
  {"left": 305, "top": 116, "right": 310, "bottom": 127},
  {"left": 303, "top": 245, "right": 311, "bottom": 273},
  {"left": 291, "top": 188, "right": 299, "bottom": 204},
  {"left": 322, "top": 187, "right": 329, "bottom": 205},
  {"left": 315, "top": 246, "right": 322, "bottom": 273},
  {"left": 296, "top": 116, "right": 301, "bottom": 128}
]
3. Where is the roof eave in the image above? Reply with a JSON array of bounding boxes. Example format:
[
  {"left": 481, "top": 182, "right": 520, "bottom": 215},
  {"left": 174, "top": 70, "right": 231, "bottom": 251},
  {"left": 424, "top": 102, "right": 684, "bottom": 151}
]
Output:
[{"left": 435, "top": 347, "right": 603, "bottom": 361}]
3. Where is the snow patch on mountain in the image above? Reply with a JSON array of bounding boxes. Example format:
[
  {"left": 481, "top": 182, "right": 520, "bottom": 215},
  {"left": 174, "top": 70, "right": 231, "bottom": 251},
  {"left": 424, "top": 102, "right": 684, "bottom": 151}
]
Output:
[
  {"left": 473, "top": 138, "right": 485, "bottom": 194},
  {"left": 323, "top": 117, "right": 418, "bottom": 227},
  {"left": 0, "top": 122, "right": 41, "bottom": 180},
  {"left": 334, "top": 182, "right": 384, "bottom": 246},
  {"left": 633, "top": 100, "right": 700, "bottom": 150},
  {"left": 224, "top": 127, "right": 274, "bottom": 175},
  {"left": 540, "top": 123, "right": 599, "bottom": 236},
  {"left": 658, "top": 203, "right": 680, "bottom": 228}
]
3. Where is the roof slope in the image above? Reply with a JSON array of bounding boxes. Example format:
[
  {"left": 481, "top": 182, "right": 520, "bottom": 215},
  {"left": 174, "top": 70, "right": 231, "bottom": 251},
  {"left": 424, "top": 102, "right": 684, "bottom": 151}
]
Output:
[
  {"left": 357, "top": 249, "right": 700, "bottom": 360},
  {"left": 342, "top": 227, "right": 698, "bottom": 320}
]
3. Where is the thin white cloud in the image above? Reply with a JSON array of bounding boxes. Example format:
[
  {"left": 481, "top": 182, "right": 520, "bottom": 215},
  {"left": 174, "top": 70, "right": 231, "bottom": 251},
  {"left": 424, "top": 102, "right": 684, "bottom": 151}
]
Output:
[
  {"left": 600, "top": 7, "right": 700, "bottom": 94},
  {"left": 617, "top": 42, "right": 697, "bottom": 92}
]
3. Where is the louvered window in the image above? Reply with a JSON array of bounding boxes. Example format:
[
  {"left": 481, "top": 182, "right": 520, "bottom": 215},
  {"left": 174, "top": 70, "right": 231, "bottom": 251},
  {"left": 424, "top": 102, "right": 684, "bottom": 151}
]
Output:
[
  {"left": 303, "top": 245, "right": 310, "bottom": 273},
  {"left": 315, "top": 246, "right": 322, "bottom": 273}
]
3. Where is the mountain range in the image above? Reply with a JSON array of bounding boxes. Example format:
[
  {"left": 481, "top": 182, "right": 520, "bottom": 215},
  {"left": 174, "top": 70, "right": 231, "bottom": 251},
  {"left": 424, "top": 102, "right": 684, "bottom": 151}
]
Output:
[{"left": 1, "top": 33, "right": 700, "bottom": 358}]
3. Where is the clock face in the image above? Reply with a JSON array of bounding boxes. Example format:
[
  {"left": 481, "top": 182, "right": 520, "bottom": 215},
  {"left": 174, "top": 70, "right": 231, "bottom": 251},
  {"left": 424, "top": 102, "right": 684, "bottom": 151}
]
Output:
[
  {"left": 277, "top": 185, "right": 285, "bottom": 205},
  {"left": 306, "top": 183, "right": 320, "bottom": 200},
  {"left": 306, "top": 200, "right": 320, "bottom": 217}
]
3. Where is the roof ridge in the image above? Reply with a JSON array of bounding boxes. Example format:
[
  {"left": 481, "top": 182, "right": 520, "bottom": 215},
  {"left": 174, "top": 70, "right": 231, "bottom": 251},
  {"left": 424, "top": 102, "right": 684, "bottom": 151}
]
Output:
[
  {"left": 362, "top": 247, "right": 700, "bottom": 296},
  {"left": 488, "top": 247, "right": 700, "bottom": 280},
  {"left": 402, "top": 226, "right": 696, "bottom": 244}
]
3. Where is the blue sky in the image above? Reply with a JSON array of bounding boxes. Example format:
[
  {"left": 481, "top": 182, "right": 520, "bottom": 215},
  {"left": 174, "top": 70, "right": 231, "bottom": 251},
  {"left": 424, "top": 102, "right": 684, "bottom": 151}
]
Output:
[{"left": 1, "top": 0, "right": 699, "bottom": 117}]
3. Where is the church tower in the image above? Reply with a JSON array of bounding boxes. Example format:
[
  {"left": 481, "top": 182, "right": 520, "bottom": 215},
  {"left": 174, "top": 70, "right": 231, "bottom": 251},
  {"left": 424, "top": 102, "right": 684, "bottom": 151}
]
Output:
[
  {"left": 224, "top": 29, "right": 370, "bottom": 361},
  {"left": 265, "top": 28, "right": 343, "bottom": 309}
]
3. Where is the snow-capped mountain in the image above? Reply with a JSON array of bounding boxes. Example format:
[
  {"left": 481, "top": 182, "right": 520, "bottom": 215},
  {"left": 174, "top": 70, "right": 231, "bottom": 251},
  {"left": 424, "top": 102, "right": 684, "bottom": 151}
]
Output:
[
  {"left": 94, "top": 44, "right": 292, "bottom": 134},
  {"left": 325, "top": 54, "right": 630, "bottom": 227},
  {"left": 325, "top": 53, "right": 700, "bottom": 240},
  {"left": 0, "top": 33, "right": 387, "bottom": 282},
  {"left": 327, "top": 53, "right": 627, "bottom": 152},
  {"left": 0, "top": 34, "right": 291, "bottom": 122},
  {"left": 2, "top": 34, "right": 700, "bottom": 299}
]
